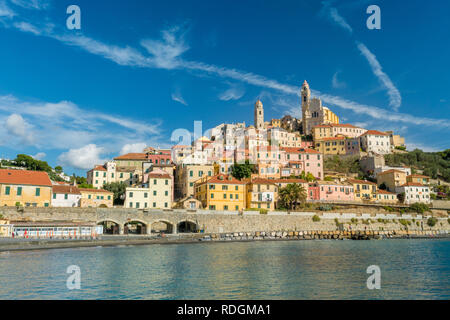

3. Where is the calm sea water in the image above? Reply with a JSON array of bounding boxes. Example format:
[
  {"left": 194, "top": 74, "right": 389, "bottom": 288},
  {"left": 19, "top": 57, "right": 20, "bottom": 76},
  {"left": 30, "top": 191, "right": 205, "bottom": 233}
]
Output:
[{"left": 0, "top": 239, "right": 449, "bottom": 299}]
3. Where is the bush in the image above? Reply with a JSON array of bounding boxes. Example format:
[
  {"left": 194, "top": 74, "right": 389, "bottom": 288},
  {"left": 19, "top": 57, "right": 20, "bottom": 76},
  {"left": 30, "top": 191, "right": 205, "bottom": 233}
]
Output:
[
  {"left": 312, "top": 215, "right": 321, "bottom": 222},
  {"left": 427, "top": 217, "right": 437, "bottom": 227},
  {"left": 15, "top": 202, "right": 22, "bottom": 207},
  {"left": 409, "top": 203, "right": 430, "bottom": 214},
  {"left": 448, "top": 218, "right": 450, "bottom": 224},
  {"left": 259, "top": 209, "right": 268, "bottom": 215},
  {"left": 399, "top": 219, "right": 408, "bottom": 227},
  {"left": 318, "top": 205, "right": 332, "bottom": 211},
  {"left": 351, "top": 218, "right": 358, "bottom": 224},
  {"left": 416, "top": 221, "right": 420, "bottom": 227}
]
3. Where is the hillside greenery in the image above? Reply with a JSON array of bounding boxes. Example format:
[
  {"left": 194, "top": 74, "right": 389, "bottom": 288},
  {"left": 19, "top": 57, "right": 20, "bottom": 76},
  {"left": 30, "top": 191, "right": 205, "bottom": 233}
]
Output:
[
  {"left": 384, "top": 149, "right": 450, "bottom": 182},
  {"left": 324, "top": 155, "right": 365, "bottom": 178},
  {"left": 0, "top": 154, "right": 65, "bottom": 182}
]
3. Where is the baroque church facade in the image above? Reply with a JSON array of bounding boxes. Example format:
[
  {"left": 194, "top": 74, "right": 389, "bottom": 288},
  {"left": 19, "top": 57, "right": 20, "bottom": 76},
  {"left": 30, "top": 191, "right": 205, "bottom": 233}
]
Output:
[{"left": 301, "top": 80, "right": 339, "bottom": 135}]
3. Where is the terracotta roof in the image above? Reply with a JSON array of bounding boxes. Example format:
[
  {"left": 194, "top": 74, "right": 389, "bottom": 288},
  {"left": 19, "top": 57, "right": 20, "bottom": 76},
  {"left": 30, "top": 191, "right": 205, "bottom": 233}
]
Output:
[
  {"left": 198, "top": 174, "right": 246, "bottom": 185},
  {"left": 271, "top": 178, "right": 308, "bottom": 184},
  {"left": 246, "top": 178, "right": 278, "bottom": 185},
  {"left": 347, "top": 179, "right": 377, "bottom": 185},
  {"left": 52, "top": 185, "right": 81, "bottom": 195},
  {"left": 377, "top": 189, "right": 396, "bottom": 195},
  {"left": 92, "top": 165, "right": 106, "bottom": 172},
  {"left": 114, "top": 153, "right": 147, "bottom": 160},
  {"left": 78, "top": 188, "right": 113, "bottom": 194},
  {"left": 0, "top": 169, "right": 52, "bottom": 187},
  {"left": 362, "top": 130, "right": 389, "bottom": 136},
  {"left": 378, "top": 169, "right": 405, "bottom": 175},
  {"left": 407, "top": 174, "right": 430, "bottom": 179},
  {"left": 256, "top": 146, "right": 281, "bottom": 152},
  {"left": 147, "top": 172, "right": 172, "bottom": 179},
  {"left": 316, "top": 136, "right": 346, "bottom": 141},
  {"left": 400, "top": 182, "right": 427, "bottom": 187},
  {"left": 316, "top": 180, "right": 352, "bottom": 186},
  {"left": 281, "top": 147, "right": 320, "bottom": 154}
]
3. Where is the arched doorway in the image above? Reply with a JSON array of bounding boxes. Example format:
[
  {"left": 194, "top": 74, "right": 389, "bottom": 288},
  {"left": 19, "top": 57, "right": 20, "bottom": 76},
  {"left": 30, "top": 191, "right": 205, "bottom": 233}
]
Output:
[
  {"left": 151, "top": 220, "right": 174, "bottom": 234},
  {"left": 177, "top": 220, "right": 198, "bottom": 233},
  {"left": 124, "top": 221, "right": 148, "bottom": 235},
  {"left": 97, "top": 220, "right": 120, "bottom": 235}
]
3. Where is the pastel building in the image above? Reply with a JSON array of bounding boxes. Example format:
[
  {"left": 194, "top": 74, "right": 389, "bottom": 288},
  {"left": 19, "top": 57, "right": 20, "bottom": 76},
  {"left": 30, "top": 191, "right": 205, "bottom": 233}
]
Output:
[
  {"left": 376, "top": 169, "right": 407, "bottom": 192},
  {"left": 348, "top": 179, "right": 378, "bottom": 202},
  {"left": 245, "top": 178, "right": 278, "bottom": 210},
  {"left": 376, "top": 190, "right": 398, "bottom": 204},
  {"left": 406, "top": 174, "right": 430, "bottom": 185},
  {"left": 312, "top": 123, "right": 367, "bottom": 140},
  {"left": 308, "top": 181, "right": 354, "bottom": 202},
  {"left": 79, "top": 188, "right": 114, "bottom": 208},
  {"left": 359, "top": 130, "right": 391, "bottom": 155},
  {"left": 51, "top": 185, "right": 81, "bottom": 207},
  {"left": 281, "top": 148, "right": 323, "bottom": 179},
  {"left": 0, "top": 169, "right": 52, "bottom": 207},
  {"left": 175, "top": 164, "right": 215, "bottom": 200},
  {"left": 395, "top": 183, "right": 430, "bottom": 205},
  {"left": 125, "top": 171, "right": 173, "bottom": 209}
]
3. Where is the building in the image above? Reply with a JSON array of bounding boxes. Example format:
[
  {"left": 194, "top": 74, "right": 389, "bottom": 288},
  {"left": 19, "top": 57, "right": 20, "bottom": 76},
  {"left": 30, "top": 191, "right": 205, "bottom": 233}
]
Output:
[
  {"left": 376, "top": 190, "right": 398, "bottom": 204},
  {"left": 312, "top": 123, "right": 367, "bottom": 140},
  {"left": 0, "top": 169, "right": 52, "bottom": 207},
  {"left": 174, "top": 196, "right": 203, "bottom": 210},
  {"left": 87, "top": 162, "right": 139, "bottom": 189},
  {"left": 51, "top": 185, "right": 81, "bottom": 207},
  {"left": 125, "top": 171, "right": 173, "bottom": 209},
  {"left": 0, "top": 218, "right": 12, "bottom": 237},
  {"left": 301, "top": 80, "right": 339, "bottom": 135},
  {"left": 270, "top": 119, "right": 281, "bottom": 128},
  {"left": 79, "top": 188, "right": 114, "bottom": 208},
  {"left": 376, "top": 169, "right": 407, "bottom": 192},
  {"left": 254, "top": 99, "right": 265, "bottom": 130},
  {"left": 406, "top": 174, "right": 430, "bottom": 185},
  {"left": 253, "top": 146, "right": 283, "bottom": 179},
  {"left": 245, "top": 178, "right": 278, "bottom": 210},
  {"left": 359, "top": 130, "right": 391, "bottom": 155},
  {"left": 281, "top": 148, "right": 323, "bottom": 179},
  {"left": 267, "top": 127, "right": 302, "bottom": 148},
  {"left": 195, "top": 174, "right": 246, "bottom": 211},
  {"left": 395, "top": 183, "right": 430, "bottom": 205},
  {"left": 308, "top": 181, "right": 354, "bottom": 202},
  {"left": 386, "top": 131, "right": 406, "bottom": 149},
  {"left": 347, "top": 179, "right": 378, "bottom": 202},
  {"left": 175, "top": 164, "right": 215, "bottom": 200}
]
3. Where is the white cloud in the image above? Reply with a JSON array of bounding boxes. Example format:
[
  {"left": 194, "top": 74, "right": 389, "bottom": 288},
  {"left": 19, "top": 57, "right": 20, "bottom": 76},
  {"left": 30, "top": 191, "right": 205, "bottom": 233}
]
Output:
[
  {"left": 5, "top": 113, "right": 34, "bottom": 144},
  {"left": 219, "top": 87, "right": 245, "bottom": 101},
  {"left": 0, "top": 1, "right": 15, "bottom": 18},
  {"left": 11, "top": 0, "right": 49, "bottom": 10},
  {"left": 32, "top": 152, "right": 46, "bottom": 160},
  {"left": 58, "top": 144, "right": 107, "bottom": 170},
  {"left": 13, "top": 21, "right": 40, "bottom": 34},
  {"left": 332, "top": 71, "right": 346, "bottom": 89},
  {"left": 329, "top": 6, "right": 353, "bottom": 34},
  {"left": 357, "top": 42, "right": 402, "bottom": 111},
  {"left": 171, "top": 91, "right": 188, "bottom": 106},
  {"left": 120, "top": 142, "right": 147, "bottom": 155}
]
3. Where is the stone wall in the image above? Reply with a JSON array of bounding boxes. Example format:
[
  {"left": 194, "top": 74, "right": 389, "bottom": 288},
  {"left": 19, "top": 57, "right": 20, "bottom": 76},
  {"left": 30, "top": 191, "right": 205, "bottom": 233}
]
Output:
[{"left": 1, "top": 206, "right": 449, "bottom": 235}]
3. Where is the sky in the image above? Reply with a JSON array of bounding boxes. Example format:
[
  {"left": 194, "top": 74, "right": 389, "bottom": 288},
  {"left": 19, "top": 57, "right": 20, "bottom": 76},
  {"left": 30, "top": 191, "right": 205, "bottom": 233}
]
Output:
[{"left": 0, "top": 0, "right": 449, "bottom": 176}]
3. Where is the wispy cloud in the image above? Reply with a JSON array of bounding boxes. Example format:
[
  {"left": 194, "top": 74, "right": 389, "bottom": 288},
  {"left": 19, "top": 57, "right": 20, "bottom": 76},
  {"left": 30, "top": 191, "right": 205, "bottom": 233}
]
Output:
[
  {"left": 171, "top": 91, "right": 188, "bottom": 106},
  {"left": 11, "top": 0, "right": 50, "bottom": 10},
  {"left": 0, "top": 0, "right": 15, "bottom": 18},
  {"left": 356, "top": 42, "right": 401, "bottom": 110},
  {"left": 218, "top": 85, "right": 245, "bottom": 101},
  {"left": 332, "top": 71, "right": 346, "bottom": 89},
  {"left": 13, "top": 21, "right": 40, "bottom": 34}
]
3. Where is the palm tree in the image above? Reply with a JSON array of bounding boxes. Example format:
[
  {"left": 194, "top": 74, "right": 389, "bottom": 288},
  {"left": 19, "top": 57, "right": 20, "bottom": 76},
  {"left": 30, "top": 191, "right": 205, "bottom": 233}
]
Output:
[{"left": 279, "top": 183, "right": 307, "bottom": 210}]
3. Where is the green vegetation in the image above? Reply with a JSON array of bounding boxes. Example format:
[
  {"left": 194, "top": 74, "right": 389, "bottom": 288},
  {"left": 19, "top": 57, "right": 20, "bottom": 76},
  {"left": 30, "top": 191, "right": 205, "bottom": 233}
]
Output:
[
  {"left": 427, "top": 217, "right": 437, "bottom": 227},
  {"left": 312, "top": 215, "right": 320, "bottom": 222},
  {"left": 230, "top": 160, "right": 256, "bottom": 180},
  {"left": 318, "top": 205, "right": 332, "bottom": 211},
  {"left": 409, "top": 203, "right": 430, "bottom": 214},
  {"left": 351, "top": 218, "right": 358, "bottom": 224},
  {"left": 399, "top": 219, "right": 412, "bottom": 227},
  {"left": 278, "top": 183, "right": 307, "bottom": 210},
  {"left": 384, "top": 149, "right": 450, "bottom": 182},
  {"left": 324, "top": 155, "right": 365, "bottom": 178},
  {"left": 397, "top": 192, "right": 405, "bottom": 204},
  {"left": 379, "top": 183, "right": 387, "bottom": 190},
  {"left": 448, "top": 218, "right": 450, "bottom": 224},
  {"left": 246, "top": 208, "right": 268, "bottom": 214},
  {"left": 102, "top": 182, "right": 127, "bottom": 205},
  {"left": 1, "top": 154, "right": 65, "bottom": 182},
  {"left": 416, "top": 221, "right": 420, "bottom": 227},
  {"left": 395, "top": 146, "right": 407, "bottom": 151},
  {"left": 324, "top": 176, "right": 334, "bottom": 181},
  {"left": 15, "top": 202, "right": 22, "bottom": 207}
]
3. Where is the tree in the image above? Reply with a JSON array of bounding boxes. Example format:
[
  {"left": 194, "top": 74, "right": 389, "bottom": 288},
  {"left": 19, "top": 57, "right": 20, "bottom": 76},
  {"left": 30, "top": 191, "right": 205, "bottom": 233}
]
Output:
[
  {"left": 397, "top": 192, "right": 405, "bottom": 204},
  {"left": 102, "top": 182, "right": 127, "bottom": 205},
  {"left": 54, "top": 166, "right": 63, "bottom": 174},
  {"left": 379, "top": 183, "right": 387, "bottom": 190},
  {"left": 278, "top": 183, "right": 307, "bottom": 210},
  {"left": 231, "top": 160, "right": 255, "bottom": 180}
]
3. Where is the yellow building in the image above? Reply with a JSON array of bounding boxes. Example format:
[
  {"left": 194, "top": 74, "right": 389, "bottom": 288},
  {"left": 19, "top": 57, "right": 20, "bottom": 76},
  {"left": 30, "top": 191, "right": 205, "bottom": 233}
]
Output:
[
  {"left": 79, "top": 188, "right": 114, "bottom": 208},
  {"left": 0, "top": 169, "right": 52, "bottom": 207},
  {"left": 245, "top": 178, "right": 278, "bottom": 210},
  {"left": 195, "top": 174, "right": 246, "bottom": 211},
  {"left": 376, "top": 190, "right": 398, "bottom": 204},
  {"left": 406, "top": 174, "right": 430, "bottom": 185},
  {"left": 175, "top": 164, "right": 215, "bottom": 200},
  {"left": 270, "top": 119, "right": 281, "bottom": 128},
  {"left": 347, "top": 179, "right": 378, "bottom": 202},
  {"left": 0, "top": 218, "right": 12, "bottom": 237},
  {"left": 315, "top": 137, "right": 347, "bottom": 155},
  {"left": 376, "top": 169, "right": 406, "bottom": 192},
  {"left": 125, "top": 171, "right": 173, "bottom": 209}
]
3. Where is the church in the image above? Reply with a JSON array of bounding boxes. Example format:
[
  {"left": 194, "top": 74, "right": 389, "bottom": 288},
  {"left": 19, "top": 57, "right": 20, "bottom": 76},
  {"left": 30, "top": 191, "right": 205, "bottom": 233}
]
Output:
[{"left": 301, "top": 80, "right": 339, "bottom": 135}]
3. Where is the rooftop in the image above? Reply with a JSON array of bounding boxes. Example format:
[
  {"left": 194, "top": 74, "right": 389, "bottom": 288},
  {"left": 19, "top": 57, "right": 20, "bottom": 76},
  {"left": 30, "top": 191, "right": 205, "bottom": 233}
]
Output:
[{"left": 0, "top": 169, "right": 52, "bottom": 187}]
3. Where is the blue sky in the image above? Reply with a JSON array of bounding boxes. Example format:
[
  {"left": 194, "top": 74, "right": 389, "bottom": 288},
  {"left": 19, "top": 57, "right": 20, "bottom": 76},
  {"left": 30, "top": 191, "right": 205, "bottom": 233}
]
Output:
[{"left": 0, "top": 0, "right": 449, "bottom": 175}]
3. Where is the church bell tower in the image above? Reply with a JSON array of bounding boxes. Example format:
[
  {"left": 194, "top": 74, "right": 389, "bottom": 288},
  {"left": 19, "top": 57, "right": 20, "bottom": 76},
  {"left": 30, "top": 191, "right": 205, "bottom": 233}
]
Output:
[
  {"left": 254, "top": 99, "right": 264, "bottom": 130},
  {"left": 301, "top": 80, "right": 311, "bottom": 135}
]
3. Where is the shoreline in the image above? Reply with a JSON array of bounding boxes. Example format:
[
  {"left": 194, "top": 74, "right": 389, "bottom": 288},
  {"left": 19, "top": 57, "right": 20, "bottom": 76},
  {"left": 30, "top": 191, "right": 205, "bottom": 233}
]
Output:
[{"left": 1, "top": 232, "right": 448, "bottom": 252}]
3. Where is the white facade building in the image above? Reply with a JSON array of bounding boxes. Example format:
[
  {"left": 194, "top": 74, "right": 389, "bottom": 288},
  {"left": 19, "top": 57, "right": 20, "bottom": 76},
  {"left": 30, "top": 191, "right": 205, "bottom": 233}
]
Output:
[
  {"left": 359, "top": 130, "right": 392, "bottom": 155},
  {"left": 395, "top": 183, "right": 430, "bottom": 205},
  {"left": 51, "top": 185, "right": 81, "bottom": 207}
]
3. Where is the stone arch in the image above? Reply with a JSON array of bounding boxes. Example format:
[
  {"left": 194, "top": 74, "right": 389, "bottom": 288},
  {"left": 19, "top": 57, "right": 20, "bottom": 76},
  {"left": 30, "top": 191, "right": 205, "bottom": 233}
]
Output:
[
  {"left": 150, "top": 219, "right": 175, "bottom": 234},
  {"left": 177, "top": 219, "right": 199, "bottom": 233},
  {"left": 97, "top": 219, "right": 122, "bottom": 235},
  {"left": 124, "top": 219, "right": 150, "bottom": 235}
]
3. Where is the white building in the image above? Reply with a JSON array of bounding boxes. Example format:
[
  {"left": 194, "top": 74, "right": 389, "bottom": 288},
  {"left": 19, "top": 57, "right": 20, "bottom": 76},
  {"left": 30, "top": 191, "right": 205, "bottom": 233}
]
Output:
[
  {"left": 51, "top": 185, "right": 81, "bottom": 207},
  {"left": 359, "top": 130, "right": 392, "bottom": 155},
  {"left": 395, "top": 183, "right": 430, "bottom": 205}
]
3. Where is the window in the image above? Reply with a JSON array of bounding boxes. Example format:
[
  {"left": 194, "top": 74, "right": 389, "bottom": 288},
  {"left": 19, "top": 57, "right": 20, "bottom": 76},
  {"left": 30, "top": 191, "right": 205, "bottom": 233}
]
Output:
[
  {"left": 136, "top": 202, "right": 140, "bottom": 209},
  {"left": 88, "top": 195, "right": 91, "bottom": 199},
  {"left": 153, "top": 191, "right": 157, "bottom": 196},
  {"left": 129, "top": 202, "right": 133, "bottom": 208},
  {"left": 236, "top": 194, "right": 239, "bottom": 200},
  {"left": 165, "top": 202, "right": 168, "bottom": 208},
  {"left": 44, "top": 203, "right": 49, "bottom": 207},
  {"left": 64, "top": 194, "right": 68, "bottom": 200},
  {"left": 211, "top": 193, "right": 214, "bottom": 199},
  {"left": 224, "top": 205, "right": 228, "bottom": 210},
  {"left": 144, "top": 193, "right": 148, "bottom": 198},
  {"left": 236, "top": 205, "right": 239, "bottom": 210},
  {"left": 190, "top": 171, "right": 193, "bottom": 177},
  {"left": 53, "top": 193, "right": 56, "bottom": 199},
  {"left": 108, "top": 196, "right": 111, "bottom": 200},
  {"left": 165, "top": 191, "right": 168, "bottom": 196},
  {"left": 5, "top": 186, "right": 10, "bottom": 195},
  {"left": 103, "top": 172, "right": 106, "bottom": 178},
  {"left": 223, "top": 194, "right": 227, "bottom": 199},
  {"left": 129, "top": 192, "right": 133, "bottom": 198},
  {"left": 35, "top": 188, "right": 40, "bottom": 196},
  {"left": 96, "top": 172, "right": 99, "bottom": 177},
  {"left": 235, "top": 186, "right": 238, "bottom": 191},
  {"left": 165, "top": 180, "right": 168, "bottom": 185},
  {"left": 209, "top": 205, "right": 216, "bottom": 210},
  {"left": 17, "top": 187, "right": 22, "bottom": 196},
  {"left": 153, "top": 202, "right": 156, "bottom": 208},
  {"left": 154, "top": 179, "right": 157, "bottom": 185}
]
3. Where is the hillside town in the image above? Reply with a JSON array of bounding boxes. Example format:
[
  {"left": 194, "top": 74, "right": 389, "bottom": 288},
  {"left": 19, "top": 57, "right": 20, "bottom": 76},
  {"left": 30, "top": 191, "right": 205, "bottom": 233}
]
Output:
[{"left": 1, "top": 81, "right": 444, "bottom": 216}]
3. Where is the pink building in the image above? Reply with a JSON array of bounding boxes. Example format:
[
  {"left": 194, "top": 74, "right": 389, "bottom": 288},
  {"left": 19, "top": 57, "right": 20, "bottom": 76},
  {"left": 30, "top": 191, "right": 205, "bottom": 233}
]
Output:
[
  {"left": 308, "top": 181, "right": 354, "bottom": 202},
  {"left": 281, "top": 148, "right": 323, "bottom": 179}
]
